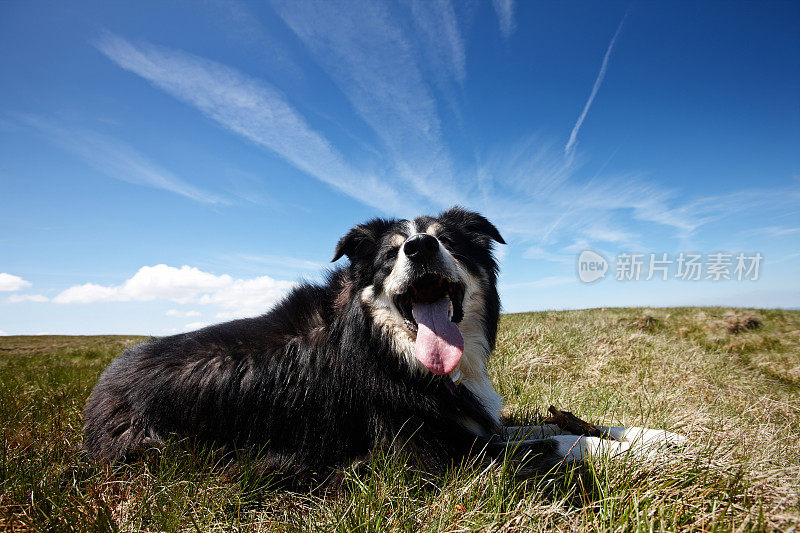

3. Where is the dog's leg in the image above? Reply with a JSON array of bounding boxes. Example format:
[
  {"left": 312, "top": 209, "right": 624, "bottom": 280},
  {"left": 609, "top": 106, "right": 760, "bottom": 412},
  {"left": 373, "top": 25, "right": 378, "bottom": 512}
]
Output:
[
  {"left": 502, "top": 424, "right": 574, "bottom": 441},
  {"left": 498, "top": 415, "right": 685, "bottom": 463},
  {"left": 489, "top": 434, "right": 632, "bottom": 464},
  {"left": 541, "top": 406, "right": 687, "bottom": 452},
  {"left": 548, "top": 434, "right": 631, "bottom": 461},
  {"left": 592, "top": 425, "right": 687, "bottom": 447}
]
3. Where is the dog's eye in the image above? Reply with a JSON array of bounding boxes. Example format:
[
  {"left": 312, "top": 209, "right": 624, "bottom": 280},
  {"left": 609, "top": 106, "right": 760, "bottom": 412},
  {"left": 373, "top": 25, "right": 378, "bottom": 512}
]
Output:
[{"left": 386, "top": 247, "right": 399, "bottom": 259}]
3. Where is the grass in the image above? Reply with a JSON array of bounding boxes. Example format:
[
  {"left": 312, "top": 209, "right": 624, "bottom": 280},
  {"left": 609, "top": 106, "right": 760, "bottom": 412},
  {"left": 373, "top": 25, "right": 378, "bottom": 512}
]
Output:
[{"left": 1, "top": 307, "right": 798, "bottom": 531}]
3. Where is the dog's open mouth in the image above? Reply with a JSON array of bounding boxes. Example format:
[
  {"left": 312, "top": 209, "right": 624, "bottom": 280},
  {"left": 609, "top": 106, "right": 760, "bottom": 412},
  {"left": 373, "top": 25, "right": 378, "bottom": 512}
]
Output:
[
  {"left": 393, "top": 274, "right": 466, "bottom": 375},
  {"left": 393, "top": 274, "right": 465, "bottom": 332}
]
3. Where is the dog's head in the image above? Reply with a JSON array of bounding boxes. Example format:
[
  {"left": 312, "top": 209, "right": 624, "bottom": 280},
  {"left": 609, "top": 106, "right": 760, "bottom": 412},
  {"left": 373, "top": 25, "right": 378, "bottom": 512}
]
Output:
[{"left": 332, "top": 207, "right": 505, "bottom": 376}]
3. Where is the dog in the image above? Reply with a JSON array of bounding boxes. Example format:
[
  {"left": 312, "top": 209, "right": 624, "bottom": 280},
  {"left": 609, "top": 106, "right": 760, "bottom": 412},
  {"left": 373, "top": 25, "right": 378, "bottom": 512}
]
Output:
[{"left": 83, "top": 207, "right": 683, "bottom": 480}]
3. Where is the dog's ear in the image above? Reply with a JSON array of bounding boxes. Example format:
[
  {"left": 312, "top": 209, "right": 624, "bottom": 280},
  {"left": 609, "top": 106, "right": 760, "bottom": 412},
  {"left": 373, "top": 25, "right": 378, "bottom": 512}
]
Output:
[
  {"left": 331, "top": 218, "right": 394, "bottom": 262},
  {"left": 440, "top": 206, "right": 506, "bottom": 244}
]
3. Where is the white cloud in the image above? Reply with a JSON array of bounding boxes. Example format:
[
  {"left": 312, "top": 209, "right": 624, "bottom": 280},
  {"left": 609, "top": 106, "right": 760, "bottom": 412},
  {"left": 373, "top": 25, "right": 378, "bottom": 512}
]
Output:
[
  {"left": 53, "top": 284, "right": 117, "bottom": 304},
  {"left": 53, "top": 264, "right": 295, "bottom": 316},
  {"left": 16, "top": 115, "right": 227, "bottom": 205},
  {"left": 0, "top": 273, "right": 31, "bottom": 292},
  {"left": 54, "top": 265, "right": 230, "bottom": 304},
  {"left": 215, "top": 310, "right": 250, "bottom": 320},
  {"left": 165, "top": 309, "right": 201, "bottom": 317},
  {"left": 96, "top": 32, "right": 404, "bottom": 212},
  {"left": 198, "top": 276, "right": 291, "bottom": 314},
  {"left": 492, "top": 0, "right": 516, "bottom": 40},
  {"left": 500, "top": 276, "right": 575, "bottom": 290},
  {"left": 564, "top": 15, "right": 626, "bottom": 158},
  {"left": 184, "top": 321, "right": 211, "bottom": 331},
  {"left": 5, "top": 294, "right": 49, "bottom": 303},
  {"left": 0, "top": 330, "right": 7, "bottom": 336}
]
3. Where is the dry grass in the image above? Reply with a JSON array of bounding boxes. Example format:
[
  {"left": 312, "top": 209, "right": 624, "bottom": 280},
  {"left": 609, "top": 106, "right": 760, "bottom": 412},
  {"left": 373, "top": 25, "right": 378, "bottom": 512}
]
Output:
[{"left": 1, "top": 308, "right": 799, "bottom": 531}]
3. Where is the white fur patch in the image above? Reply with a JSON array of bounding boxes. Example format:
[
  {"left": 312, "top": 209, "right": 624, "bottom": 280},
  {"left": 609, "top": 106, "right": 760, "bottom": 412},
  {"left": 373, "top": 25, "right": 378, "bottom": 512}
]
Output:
[
  {"left": 551, "top": 435, "right": 631, "bottom": 461},
  {"left": 597, "top": 425, "right": 688, "bottom": 448},
  {"left": 360, "top": 285, "right": 425, "bottom": 373},
  {"left": 425, "top": 222, "right": 442, "bottom": 236}
]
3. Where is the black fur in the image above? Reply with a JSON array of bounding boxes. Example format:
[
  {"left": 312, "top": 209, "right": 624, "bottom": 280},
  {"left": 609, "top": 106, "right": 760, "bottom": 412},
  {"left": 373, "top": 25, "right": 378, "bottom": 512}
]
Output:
[{"left": 83, "top": 207, "right": 554, "bottom": 478}]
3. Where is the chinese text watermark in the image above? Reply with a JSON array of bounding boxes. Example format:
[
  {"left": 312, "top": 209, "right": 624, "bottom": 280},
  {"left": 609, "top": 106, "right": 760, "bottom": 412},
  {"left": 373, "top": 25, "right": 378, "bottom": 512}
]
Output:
[{"left": 577, "top": 251, "right": 762, "bottom": 283}]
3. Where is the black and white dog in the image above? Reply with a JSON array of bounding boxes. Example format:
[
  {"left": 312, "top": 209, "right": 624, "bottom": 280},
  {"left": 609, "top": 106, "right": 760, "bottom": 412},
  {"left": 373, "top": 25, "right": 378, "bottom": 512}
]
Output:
[{"left": 84, "top": 207, "right": 682, "bottom": 478}]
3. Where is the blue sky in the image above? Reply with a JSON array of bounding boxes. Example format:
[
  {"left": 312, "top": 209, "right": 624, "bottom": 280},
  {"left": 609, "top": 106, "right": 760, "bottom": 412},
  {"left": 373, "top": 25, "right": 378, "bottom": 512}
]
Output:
[{"left": 1, "top": 0, "right": 798, "bottom": 335}]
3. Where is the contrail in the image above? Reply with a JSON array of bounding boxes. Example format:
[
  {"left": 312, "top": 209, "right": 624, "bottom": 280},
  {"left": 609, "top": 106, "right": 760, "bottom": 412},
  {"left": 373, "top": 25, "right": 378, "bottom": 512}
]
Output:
[{"left": 564, "top": 15, "right": 627, "bottom": 157}]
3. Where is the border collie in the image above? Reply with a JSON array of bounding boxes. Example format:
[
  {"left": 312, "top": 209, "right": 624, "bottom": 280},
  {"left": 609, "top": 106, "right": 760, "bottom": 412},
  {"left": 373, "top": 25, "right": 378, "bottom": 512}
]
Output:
[{"left": 84, "top": 207, "right": 683, "bottom": 479}]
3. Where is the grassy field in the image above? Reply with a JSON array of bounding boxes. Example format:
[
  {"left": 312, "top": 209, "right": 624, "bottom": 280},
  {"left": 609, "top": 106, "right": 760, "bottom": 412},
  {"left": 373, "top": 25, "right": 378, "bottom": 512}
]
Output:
[{"left": 1, "top": 307, "right": 798, "bottom": 531}]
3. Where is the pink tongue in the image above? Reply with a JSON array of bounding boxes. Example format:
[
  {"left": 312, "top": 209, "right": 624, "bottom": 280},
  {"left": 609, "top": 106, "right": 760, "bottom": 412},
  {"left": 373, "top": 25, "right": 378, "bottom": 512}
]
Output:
[{"left": 412, "top": 297, "right": 463, "bottom": 375}]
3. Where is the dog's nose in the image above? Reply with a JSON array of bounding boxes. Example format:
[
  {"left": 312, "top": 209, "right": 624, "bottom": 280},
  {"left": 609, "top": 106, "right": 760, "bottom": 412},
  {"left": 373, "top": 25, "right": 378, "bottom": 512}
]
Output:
[{"left": 403, "top": 233, "right": 439, "bottom": 262}]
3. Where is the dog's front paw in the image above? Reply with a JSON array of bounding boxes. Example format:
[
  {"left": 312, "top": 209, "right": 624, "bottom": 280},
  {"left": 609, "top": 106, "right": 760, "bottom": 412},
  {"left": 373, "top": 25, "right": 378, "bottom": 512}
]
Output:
[
  {"left": 551, "top": 435, "right": 631, "bottom": 462},
  {"left": 605, "top": 426, "right": 687, "bottom": 448},
  {"left": 550, "top": 427, "right": 687, "bottom": 462}
]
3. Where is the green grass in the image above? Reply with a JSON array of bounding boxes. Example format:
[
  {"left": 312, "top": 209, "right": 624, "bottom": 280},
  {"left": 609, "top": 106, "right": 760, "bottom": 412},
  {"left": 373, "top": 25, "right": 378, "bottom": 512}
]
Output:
[{"left": 1, "top": 308, "right": 798, "bottom": 531}]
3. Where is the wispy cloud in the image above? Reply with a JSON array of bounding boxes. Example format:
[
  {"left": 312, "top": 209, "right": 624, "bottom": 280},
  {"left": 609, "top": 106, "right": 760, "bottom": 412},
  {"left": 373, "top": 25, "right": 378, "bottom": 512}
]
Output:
[
  {"left": 203, "top": 0, "right": 268, "bottom": 45},
  {"left": 470, "top": 138, "right": 693, "bottom": 244},
  {"left": 270, "top": 0, "right": 461, "bottom": 207},
  {"left": 90, "top": 14, "right": 799, "bottom": 264},
  {"left": 492, "top": 0, "right": 516, "bottom": 40},
  {"left": 405, "top": 0, "right": 466, "bottom": 84},
  {"left": 649, "top": 188, "right": 800, "bottom": 238},
  {"left": 580, "top": 224, "right": 638, "bottom": 245},
  {"left": 231, "top": 254, "right": 323, "bottom": 270},
  {"left": 522, "top": 246, "right": 572, "bottom": 264},
  {"left": 741, "top": 226, "right": 800, "bottom": 239},
  {"left": 500, "top": 276, "right": 574, "bottom": 290},
  {"left": 766, "top": 252, "right": 800, "bottom": 265},
  {"left": 564, "top": 15, "right": 626, "bottom": 158},
  {"left": 466, "top": 131, "right": 800, "bottom": 269},
  {"left": 201, "top": 0, "right": 307, "bottom": 85},
  {"left": 95, "top": 32, "right": 405, "bottom": 212},
  {"left": 5, "top": 294, "right": 48, "bottom": 303},
  {"left": 17, "top": 114, "right": 227, "bottom": 204}
]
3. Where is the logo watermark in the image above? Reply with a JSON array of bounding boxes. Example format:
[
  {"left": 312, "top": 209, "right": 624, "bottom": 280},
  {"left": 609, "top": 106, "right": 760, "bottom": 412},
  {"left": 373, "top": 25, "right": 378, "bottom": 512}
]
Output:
[
  {"left": 577, "top": 251, "right": 762, "bottom": 283},
  {"left": 577, "top": 250, "right": 608, "bottom": 283}
]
